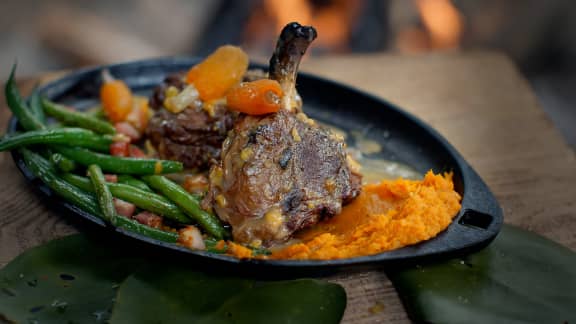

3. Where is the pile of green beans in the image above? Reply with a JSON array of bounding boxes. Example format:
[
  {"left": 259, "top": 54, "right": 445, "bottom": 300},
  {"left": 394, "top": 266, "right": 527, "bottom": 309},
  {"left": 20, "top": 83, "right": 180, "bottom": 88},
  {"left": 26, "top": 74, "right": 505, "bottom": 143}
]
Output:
[
  {"left": 0, "top": 128, "right": 113, "bottom": 152},
  {"left": 2, "top": 65, "right": 231, "bottom": 248},
  {"left": 20, "top": 149, "right": 179, "bottom": 243}
]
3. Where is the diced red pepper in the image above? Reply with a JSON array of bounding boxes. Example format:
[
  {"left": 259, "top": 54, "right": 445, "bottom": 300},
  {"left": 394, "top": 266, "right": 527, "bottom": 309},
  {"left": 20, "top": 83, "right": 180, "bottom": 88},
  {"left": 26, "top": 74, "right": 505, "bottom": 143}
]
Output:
[
  {"left": 113, "top": 198, "right": 136, "bottom": 218},
  {"left": 129, "top": 145, "right": 147, "bottom": 158},
  {"left": 133, "top": 211, "right": 163, "bottom": 228},
  {"left": 110, "top": 142, "right": 129, "bottom": 157},
  {"left": 114, "top": 122, "right": 141, "bottom": 142},
  {"left": 104, "top": 174, "right": 118, "bottom": 183}
]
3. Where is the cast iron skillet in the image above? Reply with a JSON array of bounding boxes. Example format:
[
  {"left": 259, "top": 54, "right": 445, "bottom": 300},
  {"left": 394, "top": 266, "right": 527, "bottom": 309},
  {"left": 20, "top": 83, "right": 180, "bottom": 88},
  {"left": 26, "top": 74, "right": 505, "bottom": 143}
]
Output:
[{"left": 9, "top": 57, "right": 503, "bottom": 272}]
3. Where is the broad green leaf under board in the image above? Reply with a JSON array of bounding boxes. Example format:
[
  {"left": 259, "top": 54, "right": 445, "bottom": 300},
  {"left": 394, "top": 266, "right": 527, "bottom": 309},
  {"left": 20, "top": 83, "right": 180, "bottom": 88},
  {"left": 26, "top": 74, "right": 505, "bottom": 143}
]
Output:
[
  {"left": 388, "top": 224, "right": 576, "bottom": 324},
  {"left": 0, "top": 234, "right": 144, "bottom": 323},
  {"left": 110, "top": 263, "right": 347, "bottom": 324}
]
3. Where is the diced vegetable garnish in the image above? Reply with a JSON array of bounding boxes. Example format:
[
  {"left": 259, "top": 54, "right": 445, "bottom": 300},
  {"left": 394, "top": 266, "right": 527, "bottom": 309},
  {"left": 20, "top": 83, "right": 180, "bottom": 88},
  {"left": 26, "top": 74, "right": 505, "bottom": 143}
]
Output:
[
  {"left": 178, "top": 225, "right": 206, "bottom": 250},
  {"left": 163, "top": 84, "right": 199, "bottom": 113},
  {"left": 113, "top": 198, "right": 136, "bottom": 218},
  {"left": 182, "top": 174, "right": 209, "bottom": 194},
  {"left": 226, "top": 79, "right": 283, "bottom": 115},
  {"left": 185, "top": 45, "right": 248, "bottom": 101},
  {"left": 128, "top": 145, "right": 146, "bottom": 158},
  {"left": 110, "top": 141, "right": 130, "bottom": 157},
  {"left": 100, "top": 73, "right": 133, "bottom": 123},
  {"left": 133, "top": 211, "right": 163, "bottom": 229},
  {"left": 125, "top": 97, "right": 151, "bottom": 131},
  {"left": 114, "top": 121, "right": 141, "bottom": 142}
]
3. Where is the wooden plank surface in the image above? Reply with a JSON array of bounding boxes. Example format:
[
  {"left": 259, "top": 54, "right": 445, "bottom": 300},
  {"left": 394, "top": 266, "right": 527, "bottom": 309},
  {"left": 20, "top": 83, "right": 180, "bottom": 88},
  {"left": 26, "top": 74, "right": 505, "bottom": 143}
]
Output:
[{"left": 1, "top": 52, "right": 575, "bottom": 323}]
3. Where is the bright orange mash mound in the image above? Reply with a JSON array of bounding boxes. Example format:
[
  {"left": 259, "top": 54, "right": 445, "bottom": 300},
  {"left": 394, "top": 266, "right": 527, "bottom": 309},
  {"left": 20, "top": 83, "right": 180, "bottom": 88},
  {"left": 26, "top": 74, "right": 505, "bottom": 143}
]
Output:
[{"left": 270, "top": 171, "right": 461, "bottom": 260}]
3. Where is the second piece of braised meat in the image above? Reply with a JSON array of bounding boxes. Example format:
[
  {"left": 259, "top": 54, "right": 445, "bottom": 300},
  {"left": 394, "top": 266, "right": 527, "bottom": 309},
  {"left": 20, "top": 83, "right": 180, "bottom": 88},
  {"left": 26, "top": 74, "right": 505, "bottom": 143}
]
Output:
[{"left": 146, "top": 74, "right": 235, "bottom": 170}]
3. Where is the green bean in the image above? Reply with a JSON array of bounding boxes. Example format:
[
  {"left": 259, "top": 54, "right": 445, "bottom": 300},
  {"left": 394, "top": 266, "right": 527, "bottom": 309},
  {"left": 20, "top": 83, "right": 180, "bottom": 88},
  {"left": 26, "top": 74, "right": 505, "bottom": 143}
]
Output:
[
  {"left": 20, "top": 149, "right": 178, "bottom": 243},
  {"left": 50, "top": 153, "right": 77, "bottom": 172},
  {"left": 0, "top": 128, "right": 112, "bottom": 152},
  {"left": 110, "top": 184, "right": 190, "bottom": 223},
  {"left": 28, "top": 85, "right": 45, "bottom": 123},
  {"left": 115, "top": 217, "right": 178, "bottom": 243},
  {"left": 61, "top": 173, "right": 191, "bottom": 223},
  {"left": 142, "top": 175, "right": 227, "bottom": 239},
  {"left": 117, "top": 174, "right": 152, "bottom": 192},
  {"left": 54, "top": 146, "right": 184, "bottom": 175},
  {"left": 88, "top": 164, "right": 117, "bottom": 226},
  {"left": 42, "top": 98, "right": 116, "bottom": 134},
  {"left": 5, "top": 65, "right": 44, "bottom": 131},
  {"left": 20, "top": 148, "right": 101, "bottom": 215}
]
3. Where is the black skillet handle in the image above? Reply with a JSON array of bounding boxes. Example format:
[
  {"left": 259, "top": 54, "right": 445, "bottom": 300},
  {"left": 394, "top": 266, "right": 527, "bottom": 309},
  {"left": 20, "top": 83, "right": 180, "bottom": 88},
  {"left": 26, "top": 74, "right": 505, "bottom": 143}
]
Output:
[{"left": 451, "top": 161, "right": 504, "bottom": 250}]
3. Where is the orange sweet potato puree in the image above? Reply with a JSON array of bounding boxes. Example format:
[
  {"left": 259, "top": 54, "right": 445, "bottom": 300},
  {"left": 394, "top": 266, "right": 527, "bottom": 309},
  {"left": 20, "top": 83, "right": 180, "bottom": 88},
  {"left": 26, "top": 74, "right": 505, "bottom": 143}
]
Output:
[
  {"left": 269, "top": 171, "right": 461, "bottom": 260},
  {"left": 222, "top": 171, "right": 461, "bottom": 260}
]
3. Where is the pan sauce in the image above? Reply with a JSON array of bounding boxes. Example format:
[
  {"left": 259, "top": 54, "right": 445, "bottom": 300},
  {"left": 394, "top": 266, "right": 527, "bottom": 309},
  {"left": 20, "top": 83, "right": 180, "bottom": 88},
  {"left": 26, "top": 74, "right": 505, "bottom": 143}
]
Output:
[{"left": 322, "top": 122, "right": 422, "bottom": 183}]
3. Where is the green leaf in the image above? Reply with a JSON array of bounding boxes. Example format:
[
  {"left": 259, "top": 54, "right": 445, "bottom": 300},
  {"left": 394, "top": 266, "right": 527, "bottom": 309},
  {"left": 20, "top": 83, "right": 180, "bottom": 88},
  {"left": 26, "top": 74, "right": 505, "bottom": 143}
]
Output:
[
  {"left": 0, "top": 234, "right": 144, "bottom": 323},
  {"left": 388, "top": 224, "right": 576, "bottom": 324},
  {"left": 1, "top": 234, "right": 346, "bottom": 324},
  {"left": 110, "top": 263, "right": 347, "bottom": 324}
]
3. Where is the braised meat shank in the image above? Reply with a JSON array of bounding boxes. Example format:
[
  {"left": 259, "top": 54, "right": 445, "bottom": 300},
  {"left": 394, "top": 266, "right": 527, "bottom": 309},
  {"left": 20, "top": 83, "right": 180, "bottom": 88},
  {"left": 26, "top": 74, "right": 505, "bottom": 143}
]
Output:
[
  {"left": 209, "top": 110, "right": 361, "bottom": 245},
  {"left": 208, "top": 22, "right": 362, "bottom": 245}
]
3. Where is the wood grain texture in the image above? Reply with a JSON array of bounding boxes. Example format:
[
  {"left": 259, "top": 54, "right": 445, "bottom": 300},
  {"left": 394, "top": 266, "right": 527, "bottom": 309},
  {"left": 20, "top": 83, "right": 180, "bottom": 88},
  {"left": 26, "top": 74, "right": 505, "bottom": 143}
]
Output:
[{"left": 1, "top": 52, "right": 574, "bottom": 323}]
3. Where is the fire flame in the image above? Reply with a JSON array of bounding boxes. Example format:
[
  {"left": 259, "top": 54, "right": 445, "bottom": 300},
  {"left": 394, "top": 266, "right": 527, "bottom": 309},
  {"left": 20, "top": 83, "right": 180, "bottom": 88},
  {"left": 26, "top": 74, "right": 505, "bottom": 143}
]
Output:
[
  {"left": 245, "top": 0, "right": 361, "bottom": 52},
  {"left": 416, "top": 0, "right": 464, "bottom": 49},
  {"left": 396, "top": 0, "right": 464, "bottom": 53}
]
